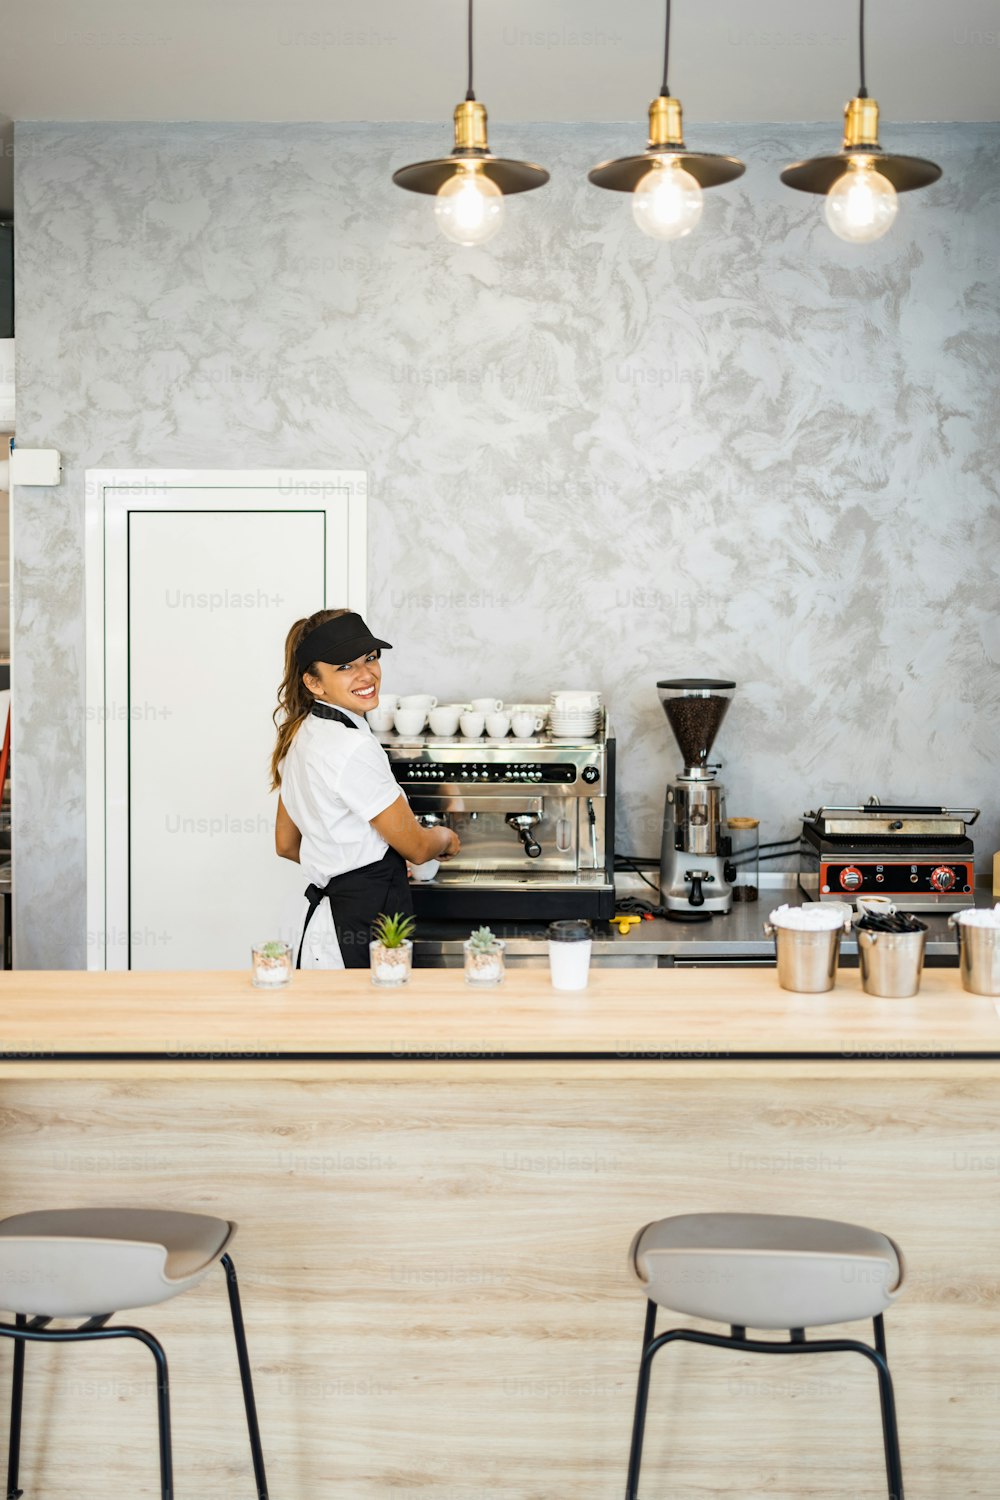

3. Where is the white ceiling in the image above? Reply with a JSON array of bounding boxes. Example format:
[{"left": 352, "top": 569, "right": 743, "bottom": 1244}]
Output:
[{"left": 2, "top": 0, "right": 999, "bottom": 212}]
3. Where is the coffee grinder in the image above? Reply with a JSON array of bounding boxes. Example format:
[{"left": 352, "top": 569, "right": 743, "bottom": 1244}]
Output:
[{"left": 658, "top": 678, "right": 735, "bottom": 913}]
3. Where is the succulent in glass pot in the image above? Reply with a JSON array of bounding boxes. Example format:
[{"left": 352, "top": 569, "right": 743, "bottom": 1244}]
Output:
[
  {"left": 463, "top": 925, "right": 506, "bottom": 986},
  {"left": 370, "top": 912, "right": 416, "bottom": 987}
]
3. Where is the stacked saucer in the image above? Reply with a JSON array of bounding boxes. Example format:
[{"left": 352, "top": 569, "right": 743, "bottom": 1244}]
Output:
[{"left": 548, "top": 690, "right": 602, "bottom": 739}]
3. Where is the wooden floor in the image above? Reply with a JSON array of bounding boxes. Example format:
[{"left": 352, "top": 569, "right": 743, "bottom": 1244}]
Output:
[{"left": 0, "top": 1062, "right": 996, "bottom": 1497}]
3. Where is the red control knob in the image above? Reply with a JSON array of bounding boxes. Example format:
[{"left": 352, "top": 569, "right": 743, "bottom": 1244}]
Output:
[
  {"left": 931, "top": 866, "right": 956, "bottom": 892},
  {"left": 839, "top": 866, "right": 863, "bottom": 892}
]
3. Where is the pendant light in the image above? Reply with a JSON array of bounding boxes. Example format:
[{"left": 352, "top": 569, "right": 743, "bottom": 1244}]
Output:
[
  {"left": 588, "top": 0, "right": 744, "bottom": 241},
  {"left": 781, "top": 0, "right": 941, "bottom": 243},
  {"left": 392, "top": 0, "right": 549, "bottom": 247}
]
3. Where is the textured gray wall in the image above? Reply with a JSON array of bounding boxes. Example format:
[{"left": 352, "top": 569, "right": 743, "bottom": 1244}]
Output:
[{"left": 13, "top": 120, "right": 1000, "bottom": 967}]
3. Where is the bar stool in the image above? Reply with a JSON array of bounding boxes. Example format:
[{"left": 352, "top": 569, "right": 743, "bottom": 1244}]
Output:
[
  {"left": 0, "top": 1207, "right": 269, "bottom": 1500},
  {"left": 625, "top": 1212, "right": 906, "bottom": 1500}
]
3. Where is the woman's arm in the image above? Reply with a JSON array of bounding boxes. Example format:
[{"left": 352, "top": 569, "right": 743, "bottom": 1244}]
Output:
[
  {"left": 275, "top": 796, "right": 302, "bottom": 863},
  {"left": 371, "top": 794, "right": 461, "bottom": 864}
]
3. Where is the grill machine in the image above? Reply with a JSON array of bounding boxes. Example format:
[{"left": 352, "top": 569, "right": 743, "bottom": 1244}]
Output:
[{"left": 799, "top": 800, "right": 979, "bottom": 910}]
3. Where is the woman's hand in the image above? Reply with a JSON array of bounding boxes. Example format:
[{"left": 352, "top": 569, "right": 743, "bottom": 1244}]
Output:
[
  {"left": 432, "top": 826, "right": 461, "bottom": 860},
  {"left": 372, "top": 795, "right": 460, "bottom": 866}
]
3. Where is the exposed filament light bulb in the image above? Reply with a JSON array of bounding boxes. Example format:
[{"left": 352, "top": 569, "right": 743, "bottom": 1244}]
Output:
[
  {"left": 632, "top": 158, "right": 703, "bottom": 241},
  {"left": 824, "top": 156, "right": 898, "bottom": 243},
  {"left": 434, "top": 165, "right": 504, "bottom": 246}
]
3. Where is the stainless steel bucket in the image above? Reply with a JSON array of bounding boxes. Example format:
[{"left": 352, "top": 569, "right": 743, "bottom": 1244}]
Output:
[
  {"left": 948, "top": 916, "right": 1000, "bottom": 996},
  {"left": 764, "top": 918, "right": 851, "bottom": 993},
  {"left": 857, "top": 928, "right": 926, "bottom": 998}
]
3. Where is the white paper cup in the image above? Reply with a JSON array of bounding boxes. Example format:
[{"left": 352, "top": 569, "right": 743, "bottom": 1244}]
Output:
[
  {"left": 486, "top": 712, "right": 511, "bottom": 737},
  {"left": 547, "top": 920, "right": 593, "bottom": 991},
  {"left": 470, "top": 697, "right": 503, "bottom": 714},
  {"left": 460, "top": 712, "right": 485, "bottom": 738},
  {"left": 393, "top": 708, "right": 427, "bottom": 735},
  {"left": 399, "top": 695, "right": 437, "bottom": 711}
]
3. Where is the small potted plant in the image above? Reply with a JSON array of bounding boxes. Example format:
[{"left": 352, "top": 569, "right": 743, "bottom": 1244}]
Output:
[
  {"left": 463, "top": 925, "right": 506, "bottom": 987},
  {"left": 251, "top": 940, "right": 293, "bottom": 989},
  {"left": 369, "top": 912, "right": 416, "bottom": 987}
]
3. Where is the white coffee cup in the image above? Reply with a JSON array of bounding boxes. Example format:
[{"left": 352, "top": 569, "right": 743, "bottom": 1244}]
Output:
[
  {"left": 485, "top": 712, "right": 511, "bottom": 738},
  {"left": 429, "top": 706, "right": 462, "bottom": 737},
  {"left": 470, "top": 698, "right": 503, "bottom": 715},
  {"left": 366, "top": 707, "right": 395, "bottom": 732},
  {"left": 393, "top": 708, "right": 427, "bottom": 736},
  {"left": 551, "top": 690, "right": 601, "bottom": 710},
  {"left": 511, "top": 711, "right": 544, "bottom": 737},
  {"left": 399, "top": 694, "right": 437, "bottom": 711},
  {"left": 377, "top": 693, "right": 399, "bottom": 711},
  {"left": 460, "top": 712, "right": 486, "bottom": 738},
  {"left": 856, "top": 895, "right": 897, "bottom": 918},
  {"left": 409, "top": 858, "right": 440, "bottom": 882}
]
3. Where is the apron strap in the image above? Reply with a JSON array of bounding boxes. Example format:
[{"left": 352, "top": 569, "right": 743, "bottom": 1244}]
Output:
[
  {"left": 296, "top": 882, "right": 329, "bottom": 970},
  {"left": 310, "top": 702, "right": 359, "bottom": 729}
]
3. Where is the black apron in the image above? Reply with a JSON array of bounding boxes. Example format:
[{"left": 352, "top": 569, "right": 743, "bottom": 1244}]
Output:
[{"left": 295, "top": 703, "right": 414, "bottom": 970}]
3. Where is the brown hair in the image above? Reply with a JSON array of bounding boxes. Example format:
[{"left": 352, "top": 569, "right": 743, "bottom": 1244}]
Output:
[{"left": 270, "top": 607, "right": 352, "bottom": 790}]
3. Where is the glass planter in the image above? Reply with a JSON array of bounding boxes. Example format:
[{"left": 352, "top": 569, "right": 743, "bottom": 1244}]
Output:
[
  {"left": 463, "top": 938, "right": 506, "bottom": 987},
  {"left": 369, "top": 939, "right": 414, "bottom": 986},
  {"left": 251, "top": 941, "right": 293, "bottom": 989}
]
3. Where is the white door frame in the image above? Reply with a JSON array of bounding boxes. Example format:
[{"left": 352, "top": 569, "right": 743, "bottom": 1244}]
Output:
[{"left": 84, "top": 467, "right": 367, "bottom": 970}]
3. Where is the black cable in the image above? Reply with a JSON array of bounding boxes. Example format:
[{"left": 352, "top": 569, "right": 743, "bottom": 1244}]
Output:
[
  {"left": 466, "top": 0, "right": 475, "bottom": 101},
  {"left": 858, "top": 0, "right": 868, "bottom": 98},
  {"left": 614, "top": 854, "right": 662, "bottom": 896},
  {"left": 659, "top": 0, "right": 672, "bottom": 96}
]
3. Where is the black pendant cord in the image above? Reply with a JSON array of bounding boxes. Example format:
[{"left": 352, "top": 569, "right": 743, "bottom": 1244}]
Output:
[
  {"left": 466, "top": 0, "right": 475, "bottom": 100},
  {"left": 858, "top": 0, "right": 868, "bottom": 97},
  {"left": 660, "top": 0, "right": 672, "bottom": 96}
]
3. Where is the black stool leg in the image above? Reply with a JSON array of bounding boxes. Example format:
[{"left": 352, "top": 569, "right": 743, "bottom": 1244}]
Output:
[
  {"left": 625, "top": 1300, "right": 658, "bottom": 1500},
  {"left": 873, "top": 1315, "right": 905, "bottom": 1500},
  {"left": 6, "top": 1315, "right": 25, "bottom": 1500},
  {"left": 222, "top": 1253, "right": 270, "bottom": 1499},
  {"left": 128, "top": 1329, "right": 173, "bottom": 1500}
]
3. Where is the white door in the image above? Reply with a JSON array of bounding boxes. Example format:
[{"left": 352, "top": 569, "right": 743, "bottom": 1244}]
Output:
[{"left": 85, "top": 470, "right": 366, "bottom": 970}]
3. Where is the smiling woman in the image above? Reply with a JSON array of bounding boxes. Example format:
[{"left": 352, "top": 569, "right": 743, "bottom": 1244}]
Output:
[{"left": 270, "top": 609, "right": 460, "bottom": 970}]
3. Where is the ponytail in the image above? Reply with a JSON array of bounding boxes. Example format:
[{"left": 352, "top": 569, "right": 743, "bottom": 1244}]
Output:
[{"left": 270, "top": 607, "right": 352, "bottom": 789}]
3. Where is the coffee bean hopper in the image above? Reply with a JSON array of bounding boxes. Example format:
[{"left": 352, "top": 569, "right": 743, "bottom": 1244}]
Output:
[{"left": 658, "top": 678, "right": 736, "bottom": 914}]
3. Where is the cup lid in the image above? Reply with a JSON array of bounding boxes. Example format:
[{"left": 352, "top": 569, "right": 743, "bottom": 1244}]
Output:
[{"left": 547, "top": 920, "right": 593, "bottom": 942}]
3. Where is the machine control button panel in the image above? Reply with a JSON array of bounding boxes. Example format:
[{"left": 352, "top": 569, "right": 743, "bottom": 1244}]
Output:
[
  {"left": 820, "top": 860, "right": 974, "bottom": 896},
  {"left": 390, "top": 762, "right": 582, "bottom": 785}
]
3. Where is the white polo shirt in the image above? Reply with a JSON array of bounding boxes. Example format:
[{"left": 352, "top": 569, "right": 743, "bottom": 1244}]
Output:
[{"left": 279, "top": 705, "right": 404, "bottom": 968}]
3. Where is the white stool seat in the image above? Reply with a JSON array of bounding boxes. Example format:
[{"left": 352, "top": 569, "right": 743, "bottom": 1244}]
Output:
[
  {"left": 631, "top": 1212, "right": 904, "bottom": 1330},
  {"left": 0, "top": 1208, "right": 235, "bottom": 1317}
]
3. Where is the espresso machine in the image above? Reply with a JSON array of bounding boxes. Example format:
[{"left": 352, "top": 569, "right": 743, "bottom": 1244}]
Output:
[
  {"left": 380, "top": 715, "right": 616, "bottom": 922},
  {"left": 658, "top": 678, "right": 735, "bottom": 914}
]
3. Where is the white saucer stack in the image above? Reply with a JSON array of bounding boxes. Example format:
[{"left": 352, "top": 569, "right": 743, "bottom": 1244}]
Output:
[{"left": 548, "top": 690, "right": 602, "bottom": 739}]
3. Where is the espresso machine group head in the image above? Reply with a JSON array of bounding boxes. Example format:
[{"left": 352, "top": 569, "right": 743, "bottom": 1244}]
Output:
[{"left": 658, "top": 678, "right": 735, "bottom": 914}]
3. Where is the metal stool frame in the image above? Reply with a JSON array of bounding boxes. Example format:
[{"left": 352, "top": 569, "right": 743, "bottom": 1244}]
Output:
[
  {"left": 1, "top": 1252, "right": 268, "bottom": 1500},
  {"left": 626, "top": 1298, "right": 904, "bottom": 1500}
]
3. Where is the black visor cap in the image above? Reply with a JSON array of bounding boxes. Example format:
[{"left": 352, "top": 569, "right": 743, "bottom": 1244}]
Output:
[{"left": 295, "top": 612, "right": 393, "bottom": 669}]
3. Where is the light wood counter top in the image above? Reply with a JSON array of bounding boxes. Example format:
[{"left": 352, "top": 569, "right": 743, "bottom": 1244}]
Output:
[{"left": 0, "top": 967, "right": 995, "bottom": 1060}]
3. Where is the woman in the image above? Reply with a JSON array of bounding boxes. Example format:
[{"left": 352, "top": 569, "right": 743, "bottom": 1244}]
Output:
[{"left": 271, "top": 607, "right": 460, "bottom": 969}]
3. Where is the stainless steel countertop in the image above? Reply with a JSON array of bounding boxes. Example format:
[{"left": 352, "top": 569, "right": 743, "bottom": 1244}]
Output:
[{"left": 412, "top": 882, "right": 994, "bottom": 962}]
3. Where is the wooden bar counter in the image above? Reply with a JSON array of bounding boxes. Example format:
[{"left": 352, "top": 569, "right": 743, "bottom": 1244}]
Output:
[{"left": 0, "top": 967, "right": 997, "bottom": 1497}]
